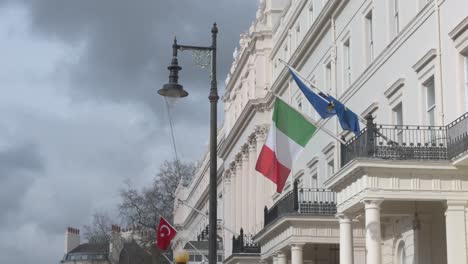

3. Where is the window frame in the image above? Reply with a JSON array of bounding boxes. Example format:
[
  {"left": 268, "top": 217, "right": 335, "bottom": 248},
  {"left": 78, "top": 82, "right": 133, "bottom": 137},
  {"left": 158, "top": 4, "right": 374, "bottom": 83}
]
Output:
[
  {"left": 365, "top": 10, "right": 374, "bottom": 64},
  {"left": 343, "top": 37, "right": 352, "bottom": 87},
  {"left": 393, "top": 0, "right": 400, "bottom": 36}
]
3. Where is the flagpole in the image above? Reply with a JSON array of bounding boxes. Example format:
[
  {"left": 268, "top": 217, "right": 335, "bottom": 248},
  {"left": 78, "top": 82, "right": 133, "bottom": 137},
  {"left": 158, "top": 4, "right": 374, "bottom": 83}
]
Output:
[
  {"left": 278, "top": 58, "right": 367, "bottom": 124},
  {"left": 161, "top": 253, "right": 175, "bottom": 264},
  {"left": 161, "top": 216, "right": 209, "bottom": 263},
  {"left": 268, "top": 91, "right": 347, "bottom": 144},
  {"left": 186, "top": 240, "right": 209, "bottom": 263},
  {"left": 177, "top": 198, "right": 239, "bottom": 236},
  {"left": 278, "top": 59, "right": 395, "bottom": 143}
]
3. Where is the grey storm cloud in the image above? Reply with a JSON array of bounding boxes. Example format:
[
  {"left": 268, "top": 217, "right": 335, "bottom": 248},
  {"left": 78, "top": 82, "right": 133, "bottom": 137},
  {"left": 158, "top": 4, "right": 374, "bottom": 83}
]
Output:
[
  {"left": 14, "top": 0, "right": 258, "bottom": 122},
  {"left": 0, "top": 142, "right": 44, "bottom": 223},
  {"left": 0, "top": 1, "right": 257, "bottom": 263}
]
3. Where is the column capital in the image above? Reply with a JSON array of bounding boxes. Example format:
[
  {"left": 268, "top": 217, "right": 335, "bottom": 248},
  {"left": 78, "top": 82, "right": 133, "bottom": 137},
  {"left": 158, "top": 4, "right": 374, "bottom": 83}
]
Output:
[
  {"left": 362, "top": 198, "right": 384, "bottom": 209},
  {"left": 290, "top": 243, "right": 305, "bottom": 249},
  {"left": 276, "top": 251, "right": 286, "bottom": 258},
  {"left": 336, "top": 213, "right": 352, "bottom": 223},
  {"left": 445, "top": 200, "right": 468, "bottom": 213}
]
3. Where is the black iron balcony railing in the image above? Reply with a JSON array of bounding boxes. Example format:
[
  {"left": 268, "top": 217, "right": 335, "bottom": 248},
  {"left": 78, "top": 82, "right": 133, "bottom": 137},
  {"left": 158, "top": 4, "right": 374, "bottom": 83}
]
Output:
[
  {"left": 341, "top": 112, "right": 468, "bottom": 166},
  {"left": 263, "top": 181, "right": 337, "bottom": 227},
  {"left": 232, "top": 228, "right": 260, "bottom": 254},
  {"left": 447, "top": 112, "right": 468, "bottom": 159}
]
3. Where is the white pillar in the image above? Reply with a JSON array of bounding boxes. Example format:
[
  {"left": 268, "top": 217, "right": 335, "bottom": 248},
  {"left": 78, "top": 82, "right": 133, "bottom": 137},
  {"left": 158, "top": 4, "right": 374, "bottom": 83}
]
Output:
[
  {"left": 272, "top": 254, "right": 278, "bottom": 264},
  {"left": 363, "top": 199, "right": 383, "bottom": 264},
  {"left": 230, "top": 163, "right": 237, "bottom": 233},
  {"left": 445, "top": 200, "right": 468, "bottom": 264},
  {"left": 255, "top": 125, "right": 268, "bottom": 228},
  {"left": 235, "top": 155, "right": 243, "bottom": 232},
  {"left": 248, "top": 139, "right": 257, "bottom": 232},
  {"left": 291, "top": 244, "right": 304, "bottom": 264},
  {"left": 277, "top": 252, "right": 287, "bottom": 264},
  {"left": 337, "top": 213, "right": 354, "bottom": 264},
  {"left": 241, "top": 146, "right": 249, "bottom": 230},
  {"left": 224, "top": 172, "right": 232, "bottom": 257}
]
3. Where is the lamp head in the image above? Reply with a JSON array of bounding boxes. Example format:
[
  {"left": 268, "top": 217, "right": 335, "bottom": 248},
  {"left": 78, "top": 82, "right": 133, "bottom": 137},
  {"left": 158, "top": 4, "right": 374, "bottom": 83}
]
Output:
[
  {"left": 174, "top": 249, "right": 190, "bottom": 264},
  {"left": 158, "top": 38, "right": 188, "bottom": 98},
  {"left": 158, "top": 82, "right": 188, "bottom": 98}
]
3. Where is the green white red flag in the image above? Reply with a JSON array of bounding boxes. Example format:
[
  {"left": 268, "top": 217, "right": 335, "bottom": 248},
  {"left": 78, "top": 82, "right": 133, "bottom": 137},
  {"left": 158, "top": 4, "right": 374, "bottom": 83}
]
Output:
[{"left": 255, "top": 98, "right": 317, "bottom": 193}]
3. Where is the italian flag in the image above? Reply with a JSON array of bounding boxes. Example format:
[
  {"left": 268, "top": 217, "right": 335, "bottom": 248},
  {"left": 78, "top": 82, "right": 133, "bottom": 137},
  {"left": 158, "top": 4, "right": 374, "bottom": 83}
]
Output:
[{"left": 255, "top": 98, "right": 317, "bottom": 193}]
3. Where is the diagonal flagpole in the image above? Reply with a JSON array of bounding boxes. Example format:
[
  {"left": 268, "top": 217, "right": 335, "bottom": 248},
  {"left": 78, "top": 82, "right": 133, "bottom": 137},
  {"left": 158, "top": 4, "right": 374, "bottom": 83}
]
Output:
[
  {"left": 161, "top": 253, "right": 175, "bottom": 264},
  {"left": 162, "top": 216, "right": 209, "bottom": 263},
  {"left": 278, "top": 58, "right": 367, "bottom": 124},
  {"left": 177, "top": 198, "right": 239, "bottom": 237},
  {"left": 270, "top": 92, "right": 346, "bottom": 144},
  {"left": 278, "top": 59, "right": 395, "bottom": 143}
]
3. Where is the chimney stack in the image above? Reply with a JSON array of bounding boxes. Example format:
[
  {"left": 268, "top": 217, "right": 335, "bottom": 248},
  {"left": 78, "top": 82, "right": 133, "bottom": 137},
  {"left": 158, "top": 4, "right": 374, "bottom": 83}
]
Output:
[{"left": 65, "top": 227, "right": 80, "bottom": 254}]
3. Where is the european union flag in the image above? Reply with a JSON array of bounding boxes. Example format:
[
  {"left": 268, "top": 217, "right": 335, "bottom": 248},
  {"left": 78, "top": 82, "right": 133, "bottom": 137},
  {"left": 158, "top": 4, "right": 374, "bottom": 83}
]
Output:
[
  {"left": 289, "top": 69, "right": 335, "bottom": 119},
  {"left": 326, "top": 95, "right": 361, "bottom": 135}
]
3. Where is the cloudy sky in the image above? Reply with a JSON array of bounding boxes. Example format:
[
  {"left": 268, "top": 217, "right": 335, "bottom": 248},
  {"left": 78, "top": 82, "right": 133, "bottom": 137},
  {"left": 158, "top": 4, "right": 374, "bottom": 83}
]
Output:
[{"left": 0, "top": 1, "right": 257, "bottom": 262}]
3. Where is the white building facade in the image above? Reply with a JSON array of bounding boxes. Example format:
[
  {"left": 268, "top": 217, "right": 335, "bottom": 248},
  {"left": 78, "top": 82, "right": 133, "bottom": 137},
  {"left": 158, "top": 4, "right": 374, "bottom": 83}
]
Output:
[{"left": 173, "top": 0, "right": 468, "bottom": 263}]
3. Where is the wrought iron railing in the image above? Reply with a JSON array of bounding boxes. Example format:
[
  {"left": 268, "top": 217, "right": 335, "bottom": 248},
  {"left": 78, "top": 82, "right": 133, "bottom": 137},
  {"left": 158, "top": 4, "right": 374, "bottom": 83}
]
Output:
[
  {"left": 341, "top": 115, "right": 449, "bottom": 167},
  {"left": 232, "top": 228, "right": 260, "bottom": 254},
  {"left": 447, "top": 112, "right": 468, "bottom": 159},
  {"left": 263, "top": 181, "right": 337, "bottom": 227},
  {"left": 298, "top": 188, "right": 337, "bottom": 215}
]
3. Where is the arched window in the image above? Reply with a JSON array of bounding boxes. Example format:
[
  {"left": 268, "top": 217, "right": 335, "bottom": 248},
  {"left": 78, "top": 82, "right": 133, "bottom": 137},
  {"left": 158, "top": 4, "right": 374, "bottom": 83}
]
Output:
[{"left": 397, "top": 241, "right": 407, "bottom": 264}]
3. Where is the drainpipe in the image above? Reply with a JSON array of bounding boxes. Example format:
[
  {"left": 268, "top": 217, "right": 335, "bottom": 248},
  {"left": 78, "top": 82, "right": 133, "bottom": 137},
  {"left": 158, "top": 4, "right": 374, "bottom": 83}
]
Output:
[{"left": 434, "top": 0, "right": 445, "bottom": 125}]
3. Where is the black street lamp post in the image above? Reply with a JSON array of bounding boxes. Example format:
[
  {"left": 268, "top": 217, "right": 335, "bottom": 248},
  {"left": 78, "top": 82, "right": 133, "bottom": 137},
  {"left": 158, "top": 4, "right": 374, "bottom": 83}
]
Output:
[{"left": 158, "top": 23, "right": 219, "bottom": 264}]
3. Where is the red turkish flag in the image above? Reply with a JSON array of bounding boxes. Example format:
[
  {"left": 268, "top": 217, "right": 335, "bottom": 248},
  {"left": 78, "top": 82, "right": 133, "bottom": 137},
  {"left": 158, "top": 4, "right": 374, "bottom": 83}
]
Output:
[{"left": 156, "top": 217, "right": 177, "bottom": 251}]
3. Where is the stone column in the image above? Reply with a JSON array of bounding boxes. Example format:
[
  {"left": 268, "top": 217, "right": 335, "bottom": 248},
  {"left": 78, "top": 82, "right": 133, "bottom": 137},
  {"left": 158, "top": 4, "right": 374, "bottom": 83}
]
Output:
[
  {"left": 272, "top": 254, "right": 278, "bottom": 264},
  {"left": 248, "top": 136, "right": 257, "bottom": 232},
  {"left": 255, "top": 125, "right": 269, "bottom": 225},
  {"left": 277, "top": 251, "right": 287, "bottom": 264},
  {"left": 363, "top": 199, "right": 383, "bottom": 264},
  {"left": 223, "top": 170, "right": 232, "bottom": 257},
  {"left": 291, "top": 243, "right": 305, "bottom": 264},
  {"left": 337, "top": 213, "right": 354, "bottom": 264},
  {"left": 229, "top": 162, "right": 237, "bottom": 232},
  {"left": 235, "top": 154, "right": 243, "bottom": 232},
  {"left": 445, "top": 200, "right": 468, "bottom": 264},
  {"left": 241, "top": 145, "right": 249, "bottom": 230}
]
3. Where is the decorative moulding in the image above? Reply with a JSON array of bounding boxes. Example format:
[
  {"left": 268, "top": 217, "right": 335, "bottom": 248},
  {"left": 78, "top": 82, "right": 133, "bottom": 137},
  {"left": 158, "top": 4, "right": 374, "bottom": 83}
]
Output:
[
  {"left": 384, "top": 78, "right": 405, "bottom": 99},
  {"left": 412, "top": 49, "right": 436, "bottom": 73}
]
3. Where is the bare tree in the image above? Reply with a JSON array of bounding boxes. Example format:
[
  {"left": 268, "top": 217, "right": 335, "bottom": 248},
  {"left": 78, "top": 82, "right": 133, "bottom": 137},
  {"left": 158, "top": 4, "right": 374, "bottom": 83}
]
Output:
[
  {"left": 118, "top": 159, "right": 195, "bottom": 262},
  {"left": 83, "top": 212, "right": 112, "bottom": 244}
]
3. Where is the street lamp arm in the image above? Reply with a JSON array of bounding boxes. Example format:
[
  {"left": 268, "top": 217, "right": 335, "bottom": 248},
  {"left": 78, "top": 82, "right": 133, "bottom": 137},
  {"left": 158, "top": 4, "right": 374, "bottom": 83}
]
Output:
[{"left": 177, "top": 44, "right": 213, "bottom": 51}]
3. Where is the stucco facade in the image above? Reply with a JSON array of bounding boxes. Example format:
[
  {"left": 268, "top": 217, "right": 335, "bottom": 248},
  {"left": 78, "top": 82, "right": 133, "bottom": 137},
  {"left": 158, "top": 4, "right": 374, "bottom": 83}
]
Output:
[{"left": 173, "top": 0, "right": 468, "bottom": 263}]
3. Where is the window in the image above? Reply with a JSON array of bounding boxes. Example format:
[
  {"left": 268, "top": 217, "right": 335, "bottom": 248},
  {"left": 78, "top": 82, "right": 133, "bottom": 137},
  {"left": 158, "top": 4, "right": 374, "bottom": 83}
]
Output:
[
  {"left": 311, "top": 172, "right": 318, "bottom": 188},
  {"left": 397, "top": 241, "right": 407, "bottom": 264},
  {"left": 217, "top": 255, "right": 223, "bottom": 262},
  {"left": 365, "top": 11, "right": 374, "bottom": 63},
  {"left": 327, "top": 159, "right": 335, "bottom": 178},
  {"left": 295, "top": 90, "right": 303, "bottom": 112},
  {"left": 325, "top": 62, "right": 332, "bottom": 92},
  {"left": 393, "top": 0, "right": 400, "bottom": 36},
  {"left": 393, "top": 103, "right": 403, "bottom": 143},
  {"left": 464, "top": 55, "right": 468, "bottom": 111},
  {"left": 343, "top": 38, "right": 352, "bottom": 87},
  {"left": 393, "top": 103, "right": 403, "bottom": 126},
  {"left": 308, "top": 3, "right": 314, "bottom": 26},
  {"left": 425, "top": 77, "right": 436, "bottom": 126},
  {"left": 194, "top": 254, "right": 202, "bottom": 262},
  {"left": 295, "top": 24, "right": 301, "bottom": 47}
]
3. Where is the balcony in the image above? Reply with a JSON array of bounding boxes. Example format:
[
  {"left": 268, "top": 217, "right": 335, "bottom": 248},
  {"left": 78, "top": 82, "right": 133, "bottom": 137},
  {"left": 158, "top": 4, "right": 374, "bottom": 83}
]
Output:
[
  {"left": 263, "top": 181, "right": 337, "bottom": 227},
  {"left": 232, "top": 228, "right": 260, "bottom": 254},
  {"left": 341, "top": 113, "right": 468, "bottom": 167}
]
